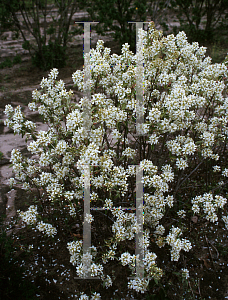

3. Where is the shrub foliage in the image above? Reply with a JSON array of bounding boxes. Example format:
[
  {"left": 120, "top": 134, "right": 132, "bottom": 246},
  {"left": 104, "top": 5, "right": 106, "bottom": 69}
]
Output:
[{"left": 3, "top": 22, "right": 228, "bottom": 298}]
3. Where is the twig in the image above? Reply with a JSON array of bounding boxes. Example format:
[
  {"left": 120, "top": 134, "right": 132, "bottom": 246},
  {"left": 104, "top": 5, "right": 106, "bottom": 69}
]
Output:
[
  {"left": 187, "top": 278, "right": 195, "bottom": 298},
  {"left": 210, "top": 180, "right": 228, "bottom": 193},
  {"left": 92, "top": 210, "right": 114, "bottom": 222},
  {"left": 205, "top": 234, "right": 215, "bottom": 269},
  {"left": 208, "top": 240, "right": 219, "bottom": 260},
  {"left": 174, "top": 159, "right": 205, "bottom": 196},
  {"left": 198, "top": 278, "right": 201, "bottom": 297}
]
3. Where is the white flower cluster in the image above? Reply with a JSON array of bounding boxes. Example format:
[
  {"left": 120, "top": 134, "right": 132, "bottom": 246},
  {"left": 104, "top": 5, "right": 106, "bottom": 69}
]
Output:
[
  {"left": 111, "top": 208, "right": 137, "bottom": 241},
  {"left": 10, "top": 149, "right": 27, "bottom": 181},
  {"left": 36, "top": 221, "right": 57, "bottom": 237},
  {"left": 118, "top": 233, "right": 162, "bottom": 292},
  {"left": 4, "top": 105, "right": 36, "bottom": 135},
  {"left": 192, "top": 193, "right": 227, "bottom": 222},
  {"left": 166, "top": 226, "right": 192, "bottom": 261},
  {"left": 181, "top": 268, "right": 190, "bottom": 280},
  {"left": 177, "top": 210, "right": 186, "bottom": 218},
  {"left": 18, "top": 205, "right": 38, "bottom": 225},
  {"left": 79, "top": 292, "right": 101, "bottom": 300},
  {"left": 167, "top": 136, "right": 197, "bottom": 171},
  {"left": 141, "top": 161, "right": 174, "bottom": 194},
  {"left": 67, "top": 240, "right": 83, "bottom": 266},
  {"left": 67, "top": 241, "right": 104, "bottom": 279},
  {"left": 18, "top": 205, "right": 57, "bottom": 237},
  {"left": 154, "top": 224, "right": 165, "bottom": 236},
  {"left": 144, "top": 192, "right": 174, "bottom": 227},
  {"left": 128, "top": 277, "right": 149, "bottom": 294},
  {"left": 122, "top": 147, "right": 136, "bottom": 159}
]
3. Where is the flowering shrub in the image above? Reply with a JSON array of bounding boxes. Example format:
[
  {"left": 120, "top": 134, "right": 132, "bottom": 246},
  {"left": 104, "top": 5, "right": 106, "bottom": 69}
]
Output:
[{"left": 4, "top": 22, "right": 228, "bottom": 298}]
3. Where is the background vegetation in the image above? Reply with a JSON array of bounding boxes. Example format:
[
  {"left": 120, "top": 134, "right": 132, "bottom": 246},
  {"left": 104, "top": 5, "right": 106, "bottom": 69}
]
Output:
[
  {"left": 1, "top": 0, "right": 228, "bottom": 68},
  {"left": 0, "top": 0, "right": 85, "bottom": 70}
]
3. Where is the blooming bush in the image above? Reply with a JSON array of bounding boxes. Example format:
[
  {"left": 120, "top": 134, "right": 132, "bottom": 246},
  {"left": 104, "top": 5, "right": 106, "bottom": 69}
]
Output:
[{"left": 4, "top": 22, "right": 228, "bottom": 298}]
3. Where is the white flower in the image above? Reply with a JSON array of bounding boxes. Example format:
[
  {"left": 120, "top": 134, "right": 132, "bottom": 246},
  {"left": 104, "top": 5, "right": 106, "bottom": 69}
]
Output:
[
  {"left": 222, "top": 216, "right": 228, "bottom": 229},
  {"left": 4, "top": 104, "right": 14, "bottom": 116},
  {"left": 18, "top": 205, "right": 38, "bottom": 225},
  {"left": 213, "top": 165, "right": 221, "bottom": 172},
  {"left": 177, "top": 210, "right": 186, "bottom": 218},
  {"left": 181, "top": 268, "right": 190, "bottom": 279},
  {"left": 122, "top": 147, "right": 136, "bottom": 159},
  {"left": 120, "top": 252, "right": 131, "bottom": 266},
  {"left": 76, "top": 263, "right": 89, "bottom": 278},
  {"left": 49, "top": 68, "right": 59, "bottom": 80},
  {"left": 154, "top": 225, "right": 165, "bottom": 236},
  {"left": 222, "top": 168, "right": 228, "bottom": 177},
  {"left": 84, "top": 213, "right": 94, "bottom": 223},
  {"left": 28, "top": 101, "right": 37, "bottom": 111},
  {"left": 166, "top": 195, "right": 174, "bottom": 208},
  {"left": 55, "top": 140, "right": 68, "bottom": 155},
  {"left": 166, "top": 140, "right": 181, "bottom": 155},
  {"left": 28, "top": 244, "right": 33, "bottom": 250},
  {"left": 22, "top": 182, "right": 30, "bottom": 190},
  {"left": 39, "top": 152, "right": 52, "bottom": 166},
  {"left": 147, "top": 108, "right": 161, "bottom": 123},
  {"left": 9, "top": 177, "right": 16, "bottom": 187},
  {"left": 176, "top": 158, "right": 188, "bottom": 170},
  {"left": 182, "top": 142, "right": 196, "bottom": 155},
  {"left": 102, "top": 275, "right": 113, "bottom": 288},
  {"left": 90, "top": 263, "right": 103, "bottom": 277},
  {"left": 91, "top": 292, "right": 101, "bottom": 300},
  {"left": 200, "top": 131, "right": 214, "bottom": 147},
  {"left": 67, "top": 240, "right": 83, "bottom": 256},
  {"left": 192, "top": 204, "right": 200, "bottom": 214},
  {"left": 149, "top": 133, "right": 159, "bottom": 145},
  {"left": 103, "top": 198, "right": 113, "bottom": 209},
  {"left": 79, "top": 293, "right": 89, "bottom": 300}
]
